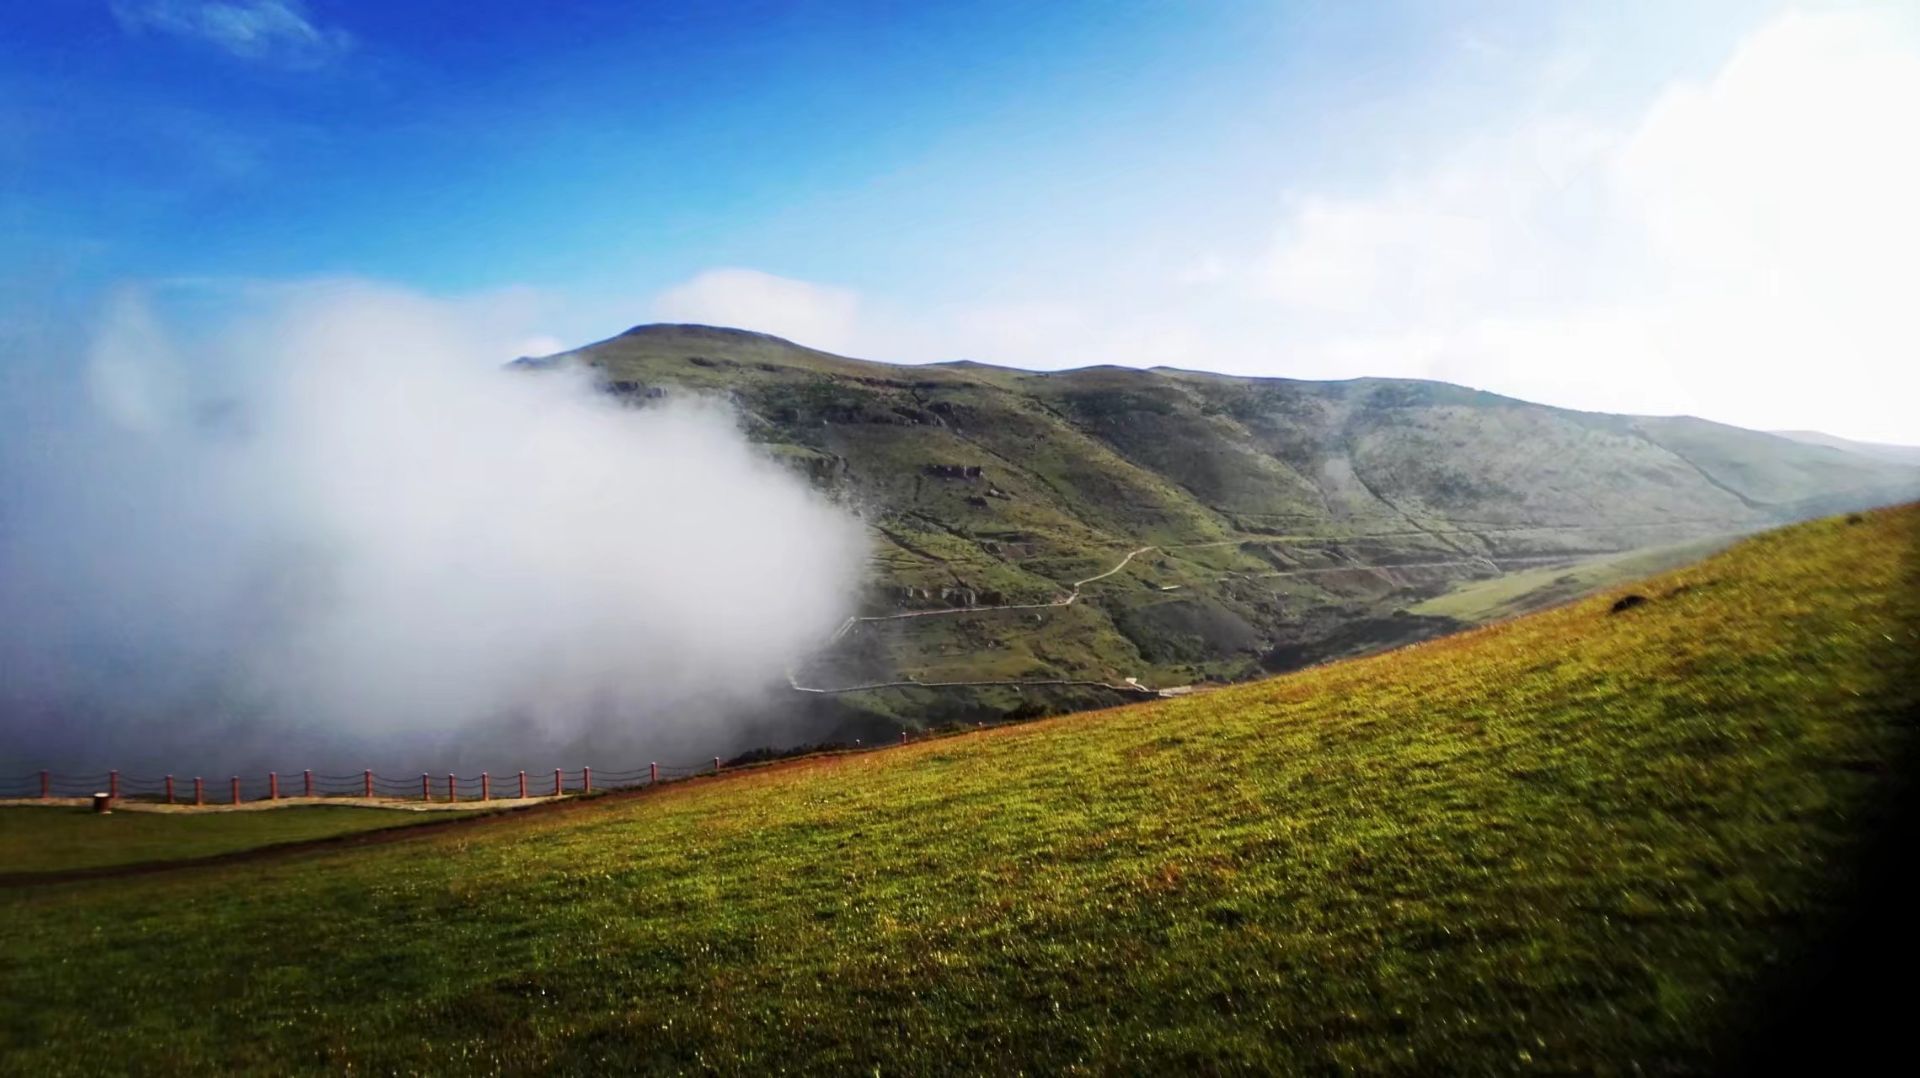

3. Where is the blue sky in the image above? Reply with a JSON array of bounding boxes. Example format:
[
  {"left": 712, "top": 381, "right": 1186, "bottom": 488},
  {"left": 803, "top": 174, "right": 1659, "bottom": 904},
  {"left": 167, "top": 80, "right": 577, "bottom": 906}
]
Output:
[
  {"left": 4, "top": 1, "right": 1917, "bottom": 440},
  {"left": 5, "top": 2, "right": 1547, "bottom": 290}
]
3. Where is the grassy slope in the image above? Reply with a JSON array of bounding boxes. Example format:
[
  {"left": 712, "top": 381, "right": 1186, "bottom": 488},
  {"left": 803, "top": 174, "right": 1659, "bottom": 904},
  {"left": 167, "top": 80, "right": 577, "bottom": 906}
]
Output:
[
  {"left": 0, "top": 806, "right": 444, "bottom": 875},
  {"left": 1407, "top": 535, "right": 1740, "bottom": 623},
  {"left": 2, "top": 506, "right": 1914, "bottom": 1072},
  {"left": 1634, "top": 416, "right": 1920, "bottom": 510}
]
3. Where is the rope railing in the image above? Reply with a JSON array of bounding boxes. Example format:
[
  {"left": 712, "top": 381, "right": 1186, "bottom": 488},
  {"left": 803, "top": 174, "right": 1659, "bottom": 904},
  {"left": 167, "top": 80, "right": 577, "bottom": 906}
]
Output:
[{"left": 3, "top": 728, "right": 946, "bottom": 809}]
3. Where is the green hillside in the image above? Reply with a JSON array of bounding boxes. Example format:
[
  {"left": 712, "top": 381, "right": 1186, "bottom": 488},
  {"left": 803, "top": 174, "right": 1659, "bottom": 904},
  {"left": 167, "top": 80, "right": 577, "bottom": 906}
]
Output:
[
  {"left": 3, "top": 505, "right": 1914, "bottom": 1072},
  {"left": 528, "top": 325, "right": 1920, "bottom": 733},
  {"left": 0, "top": 805, "right": 443, "bottom": 876},
  {"left": 1407, "top": 534, "right": 1739, "bottom": 624}
]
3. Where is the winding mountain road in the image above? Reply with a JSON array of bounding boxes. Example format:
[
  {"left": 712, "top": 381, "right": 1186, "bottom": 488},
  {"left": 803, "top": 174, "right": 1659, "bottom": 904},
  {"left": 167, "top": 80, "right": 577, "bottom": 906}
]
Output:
[
  {"left": 790, "top": 519, "right": 1735, "bottom": 697},
  {"left": 822, "top": 545, "right": 1156, "bottom": 644},
  {"left": 795, "top": 545, "right": 1161, "bottom": 695}
]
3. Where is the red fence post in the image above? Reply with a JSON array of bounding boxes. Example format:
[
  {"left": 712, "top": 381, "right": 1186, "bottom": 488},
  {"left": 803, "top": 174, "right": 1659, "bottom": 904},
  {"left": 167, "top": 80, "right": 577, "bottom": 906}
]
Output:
[
  {"left": 109, "top": 770, "right": 119, "bottom": 798},
  {"left": 447, "top": 774, "right": 456, "bottom": 803},
  {"left": 553, "top": 768, "right": 562, "bottom": 796},
  {"left": 650, "top": 761, "right": 658, "bottom": 784},
  {"left": 583, "top": 766, "right": 592, "bottom": 794},
  {"left": 193, "top": 777, "right": 203, "bottom": 806},
  {"left": 422, "top": 773, "right": 430, "bottom": 802},
  {"left": 40, "top": 770, "right": 49, "bottom": 800},
  {"left": 230, "top": 777, "right": 240, "bottom": 805},
  {"left": 165, "top": 775, "right": 174, "bottom": 804},
  {"left": 269, "top": 771, "right": 279, "bottom": 800},
  {"left": 481, "top": 772, "right": 490, "bottom": 801},
  {"left": 364, "top": 770, "right": 373, "bottom": 798},
  {"left": 304, "top": 769, "right": 313, "bottom": 798},
  {"left": 518, "top": 770, "right": 526, "bottom": 799}
]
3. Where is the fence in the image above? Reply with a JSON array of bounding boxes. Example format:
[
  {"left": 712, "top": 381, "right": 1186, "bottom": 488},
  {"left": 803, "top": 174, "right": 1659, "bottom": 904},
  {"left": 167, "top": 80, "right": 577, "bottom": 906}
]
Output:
[{"left": 0, "top": 731, "right": 927, "bottom": 808}]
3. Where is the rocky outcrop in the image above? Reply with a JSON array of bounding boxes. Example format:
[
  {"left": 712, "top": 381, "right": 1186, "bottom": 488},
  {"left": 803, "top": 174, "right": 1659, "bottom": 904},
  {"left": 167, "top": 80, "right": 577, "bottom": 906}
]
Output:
[
  {"left": 895, "top": 584, "right": 1004, "bottom": 608},
  {"left": 605, "top": 380, "right": 665, "bottom": 399}
]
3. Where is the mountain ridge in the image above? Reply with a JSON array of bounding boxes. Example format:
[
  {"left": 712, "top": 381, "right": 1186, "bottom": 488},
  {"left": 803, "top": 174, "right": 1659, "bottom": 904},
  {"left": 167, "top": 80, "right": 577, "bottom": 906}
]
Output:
[
  {"left": 535, "top": 323, "right": 1920, "bottom": 734},
  {"left": 1771, "top": 427, "right": 1920, "bottom": 465}
]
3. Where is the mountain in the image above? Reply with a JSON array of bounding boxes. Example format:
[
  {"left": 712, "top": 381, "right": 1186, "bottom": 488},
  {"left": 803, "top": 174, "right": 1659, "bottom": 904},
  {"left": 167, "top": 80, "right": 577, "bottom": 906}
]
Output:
[
  {"left": 1771, "top": 428, "right": 1920, "bottom": 466},
  {"left": 529, "top": 324, "right": 1920, "bottom": 731}
]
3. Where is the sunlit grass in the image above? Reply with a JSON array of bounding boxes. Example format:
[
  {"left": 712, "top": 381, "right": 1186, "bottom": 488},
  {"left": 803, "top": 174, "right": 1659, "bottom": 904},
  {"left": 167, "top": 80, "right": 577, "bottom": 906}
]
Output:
[
  {"left": 0, "top": 806, "right": 445, "bottom": 875},
  {"left": 1408, "top": 533, "right": 1739, "bottom": 622}
]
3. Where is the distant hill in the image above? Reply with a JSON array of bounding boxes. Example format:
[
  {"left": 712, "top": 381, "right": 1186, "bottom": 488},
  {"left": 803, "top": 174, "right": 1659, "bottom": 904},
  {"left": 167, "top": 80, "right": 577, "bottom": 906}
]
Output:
[
  {"left": 7, "top": 506, "right": 1914, "bottom": 1071},
  {"left": 531, "top": 324, "right": 1920, "bottom": 732},
  {"left": 1772, "top": 428, "right": 1920, "bottom": 466}
]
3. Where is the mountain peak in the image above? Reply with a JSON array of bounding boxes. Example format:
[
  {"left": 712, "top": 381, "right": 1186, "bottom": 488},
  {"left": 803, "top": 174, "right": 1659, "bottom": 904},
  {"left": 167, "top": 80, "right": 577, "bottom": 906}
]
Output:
[{"left": 616, "top": 323, "right": 807, "bottom": 349}]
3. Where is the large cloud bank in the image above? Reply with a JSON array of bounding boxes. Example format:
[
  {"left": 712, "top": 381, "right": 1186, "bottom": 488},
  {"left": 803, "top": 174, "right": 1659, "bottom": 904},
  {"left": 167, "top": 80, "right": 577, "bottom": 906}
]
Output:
[{"left": 0, "top": 283, "right": 867, "bottom": 773}]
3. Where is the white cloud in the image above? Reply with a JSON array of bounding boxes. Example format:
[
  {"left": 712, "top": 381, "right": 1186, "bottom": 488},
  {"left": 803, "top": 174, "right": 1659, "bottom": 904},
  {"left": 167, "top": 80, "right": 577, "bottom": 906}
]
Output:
[
  {"left": 111, "top": 1, "right": 353, "bottom": 69},
  {"left": 2, "top": 281, "right": 867, "bottom": 768},
  {"left": 650, "top": 268, "right": 862, "bottom": 354},
  {"left": 1251, "top": 7, "right": 1920, "bottom": 442},
  {"left": 1259, "top": 117, "right": 1619, "bottom": 321},
  {"left": 1262, "top": 193, "right": 1496, "bottom": 317},
  {"left": 1604, "top": 9, "right": 1920, "bottom": 434},
  {"left": 511, "top": 335, "right": 566, "bottom": 360}
]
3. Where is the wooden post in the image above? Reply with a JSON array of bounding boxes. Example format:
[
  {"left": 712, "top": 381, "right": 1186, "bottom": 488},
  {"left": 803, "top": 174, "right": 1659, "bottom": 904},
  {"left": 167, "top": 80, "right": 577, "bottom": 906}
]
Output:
[
  {"left": 230, "top": 776, "right": 240, "bottom": 805},
  {"left": 40, "top": 770, "right": 49, "bottom": 800},
  {"left": 364, "top": 770, "right": 373, "bottom": 798},
  {"left": 304, "top": 770, "right": 313, "bottom": 798},
  {"left": 269, "top": 771, "right": 279, "bottom": 800},
  {"left": 422, "top": 773, "right": 430, "bottom": 801},
  {"left": 900, "top": 730, "right": 908, "bottom": 744},
  {"left": 109, "top": 770, "right": 119, "bottom": 798},
  {"left": 713, "top": 756, "right": 722, "bottom": 774},
  {"left": 518, "top": 770, "right": 527, "bottom": 798},
  {"left": 447, "top": 774, "right": 456, "bottom": 802},
  {"left": 583, "top": 766, "right": 592, "bottom": 794},
  {"left": 481, "top": 772, "right": 490, "bottom": 801},
  {"left": 553, "top": 768, "right": 562, "bottom": 796},
  {"left": 165, "top": 775, "right": 174, "bottom": 804},
  {"left": 193, "top": 777, "right": 204, "bottom": 806},
  {"left": 649, "top": 761, "right": 658, "bottom": 784}
]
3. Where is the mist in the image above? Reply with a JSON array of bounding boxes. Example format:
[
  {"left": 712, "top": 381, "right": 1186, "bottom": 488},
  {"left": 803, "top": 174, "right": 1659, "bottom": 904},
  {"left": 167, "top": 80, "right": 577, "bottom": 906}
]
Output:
[{"left": 0, "top": 282, "right": 869, "bottom": 776}]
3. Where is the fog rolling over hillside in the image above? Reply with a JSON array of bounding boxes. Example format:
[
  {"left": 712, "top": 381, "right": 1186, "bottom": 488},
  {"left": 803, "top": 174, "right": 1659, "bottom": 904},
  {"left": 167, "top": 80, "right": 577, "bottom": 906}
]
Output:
[
  {"left": 0, "top": 288, "right": 867, "bottom": 775},
  {"left": 545, "top": 323, "right": 1920, "bottom": 733}
]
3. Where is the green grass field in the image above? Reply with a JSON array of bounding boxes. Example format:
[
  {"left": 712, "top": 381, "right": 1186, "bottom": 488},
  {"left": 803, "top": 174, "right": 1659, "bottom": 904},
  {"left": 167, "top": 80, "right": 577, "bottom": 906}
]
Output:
[
  {"left": 0, "top": 805, "right": 446, "bottom": 876},
  {"left": 1407, "top": 534, "right": 1742, "bottom": 623},
  {"left": 0, "top": 506, "right": 1913, "bottom": 1073}
]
